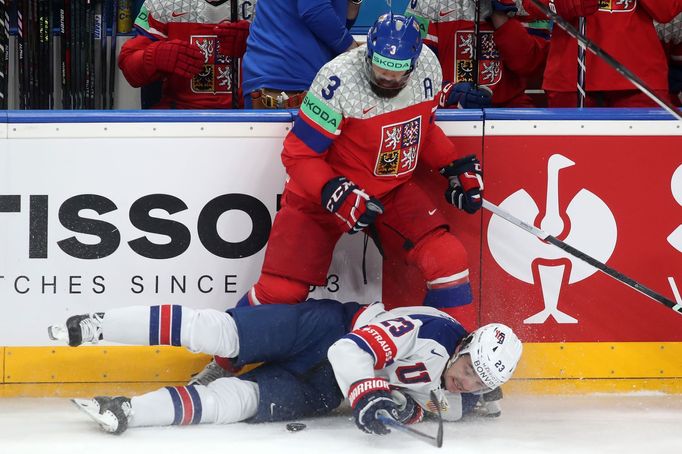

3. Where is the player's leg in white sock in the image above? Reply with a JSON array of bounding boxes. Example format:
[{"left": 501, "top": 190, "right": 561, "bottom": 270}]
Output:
[
  {"left": 128, "top": 379, "right": 259, "bottom": 427},
  {"left": 102, "top": 305, "right": 239, "bottom": 357}
]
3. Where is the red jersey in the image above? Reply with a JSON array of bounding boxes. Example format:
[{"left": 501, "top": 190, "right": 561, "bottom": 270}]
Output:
[
  {"left": 281, "top": 46, "right": 459, "bottom": 202},
  {"left": 531, "top": 0, "right": 682, "bottom": 92},
  {"left": 406, "top": 0, "right": 549, "bottom": 107},
  {"left": 120, "top": 0, "right": 255, "bottom": 109}
]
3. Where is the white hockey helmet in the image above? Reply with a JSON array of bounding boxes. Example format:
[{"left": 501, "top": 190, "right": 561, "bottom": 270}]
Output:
[{"left": 455, "top": 323, "right": 522, "bottom": 391}]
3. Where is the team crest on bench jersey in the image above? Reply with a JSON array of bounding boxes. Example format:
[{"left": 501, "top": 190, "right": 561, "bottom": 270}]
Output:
[
  {"left": 598, "top": 0, "right": 636, "bottom": 12},
  {"left": 190, "top": 35, "right": 235, "bottom": 94},
  {"left": 454, "top": 30, "right": 501, "bottom": 86},
  {"left": 375, "top": 116, "right": 422, "bottom": 176}
]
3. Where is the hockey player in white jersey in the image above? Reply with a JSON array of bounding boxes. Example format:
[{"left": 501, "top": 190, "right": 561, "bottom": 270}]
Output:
[{"left": 48, "top": 299, "right": 521, "bottom": 435}]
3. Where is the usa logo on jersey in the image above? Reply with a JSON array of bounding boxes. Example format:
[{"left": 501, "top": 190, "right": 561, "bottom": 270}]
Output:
[
  {"left": 598, "top": 0, "right": 636, "bottom": 12},
  {"left": 454, "top": 30, "right": 501, "bottom": 86},
  {"left": 375, "top": 116, "right": 422, "bottom": 176},
  {"left": 190, "top": 35, "right": 235, "bottom": 94}
]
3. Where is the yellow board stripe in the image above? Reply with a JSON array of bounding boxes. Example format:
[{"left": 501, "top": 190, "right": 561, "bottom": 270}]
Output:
[
  {"left": 4, "top": 346, "right": 211, "bottom": 383},
  {"left": 515, "top": 342, "right": 682, "bottom": 379},
  {"left": 2, "top": 343, "right": 682, "bottom": 397},
  {"left": 504, "top": 378, "right": 682, "bottom": 394}
]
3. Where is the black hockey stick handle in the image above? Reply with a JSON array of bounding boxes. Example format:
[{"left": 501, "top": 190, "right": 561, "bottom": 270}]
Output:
[
  {"left": 529, "top": 0, "right": 682, "bottom": 121},
  {"left": 482, "top": 199, "right": 682, "bottom": 315},
  {"left": 230, "top": 0, "right": 238, "bottom": 109}
]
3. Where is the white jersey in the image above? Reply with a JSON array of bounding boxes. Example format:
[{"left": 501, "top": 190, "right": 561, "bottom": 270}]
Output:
[
  {"left": 328, "top": 302, "right": 469, "bottom": 421},
  {"left": 656, "top": 13, "right": 682, "bottom": 44}
]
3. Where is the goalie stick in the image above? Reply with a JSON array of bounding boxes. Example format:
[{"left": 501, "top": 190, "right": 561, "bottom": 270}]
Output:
[
  {"left": 482, "top": 199, "right": 682, "bottom": 316},
  {"left": 376, "top": 391, "right": 444, "bottom": 448},
  {"left": 529, "top": 0, "right": 682, "bottom": 122}
]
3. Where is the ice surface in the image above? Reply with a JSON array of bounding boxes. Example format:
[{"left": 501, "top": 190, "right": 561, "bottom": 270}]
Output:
[{"left": 1, "top": 393, "right": 681, "bottom": 454}]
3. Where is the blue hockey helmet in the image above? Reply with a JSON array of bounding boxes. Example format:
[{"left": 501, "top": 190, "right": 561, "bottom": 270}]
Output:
[{"left": 365, "top": 13, "right": 423, "bottom": 97}]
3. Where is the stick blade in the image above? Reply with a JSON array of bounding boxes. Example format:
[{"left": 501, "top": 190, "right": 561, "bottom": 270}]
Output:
[{"left": 430, "top": 390, "right": 444, "bottom": 448}]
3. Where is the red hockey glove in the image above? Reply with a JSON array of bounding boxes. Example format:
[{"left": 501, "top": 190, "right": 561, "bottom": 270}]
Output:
[
  {"left": 214, "top": 20, "right": 250, "bottom": 58},
  {"left": 321, "top": 176, "right": 384, "bottom": 234},
  {"left": 549, "top": 0, "right": 599, "bottom": 21},
  {"left": 349, "top": 378, "right": 398, "bottom": 435},
  {"left": 143, "top": 39, "right": 205, "bottom": 79},
  {"left": 492, "top": 0, "right": 519, "bottom": 15},
  {"left": 441, "top": 155, "right": 484, "bottom": 214},
  {"left": 439, "top": 82, "right": 493, "bottom": 109}
]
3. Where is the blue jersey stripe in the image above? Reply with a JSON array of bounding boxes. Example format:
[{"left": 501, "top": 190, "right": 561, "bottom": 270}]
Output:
[
  {"left": 187, "top": 385, "right": 203, "bottom": 425},
  {"left": 166, "top": 387, "right": 184, "bottom": 425},
  {"left": 171, "top": 305, "right": 182, "bottom": 347},
  {"left": 149, "top": 306, "right": 160, "bottom": 345},
  {"left": 345, "top": 333, "right": 377, "bottom": 363},
  {"left": 292, "top": 117, "right": 334, "bottom": 154}
]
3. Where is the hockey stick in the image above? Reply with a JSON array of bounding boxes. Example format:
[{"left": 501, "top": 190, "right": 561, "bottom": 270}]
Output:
[
  {"left": 230, "top": 0, "right": 238, "bottom": 109},
  {"left": 482, "top": 198, "right": 682, "bottom": 315},
  {"left": 576, "top": 17, "right": 585, "bottom": 108},
  {"left": 376, "top": 391, "right": 444, "bottom": 448},
  {"left": 472, "top": 0, "right": 481, "bottom": 88},
  {"left": 529, "top": 0, "right": 682, "bottom": 121}
]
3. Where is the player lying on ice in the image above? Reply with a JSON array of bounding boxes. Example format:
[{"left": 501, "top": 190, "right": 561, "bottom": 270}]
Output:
[{"left": 48, "top": 298, "right": 522, "bottom": 435}]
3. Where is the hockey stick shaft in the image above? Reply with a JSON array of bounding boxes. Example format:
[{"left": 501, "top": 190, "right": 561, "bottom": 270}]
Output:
[
  {"left": 472, "top": 0, "right": 480, "bottom": 88},
  {"left": 529, "top": 0, "right": 682, "bottom": 121},
  {"left": 482, "top": 199, "right": 682, "bottom": 315},
  {"left": 230, "top": 0, "right": 238, "bottom": 109},
  {"left": 577, "top": 17, "right": 585, "bottom": 108},
  {"left": 376, "top": 412, "right": 441, "bottom": 448}
]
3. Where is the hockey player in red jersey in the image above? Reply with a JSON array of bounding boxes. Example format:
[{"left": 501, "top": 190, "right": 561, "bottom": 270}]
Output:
[
  {"left": 406, "top": 0, "right": 550, "bottom": 108},
  {"left": 118, "top": 0, "right": 254, "bottom": 109},
  {"left": 236, "top": 14, "right": 484, "bottom": 324},
  {"left": 528, "top": 0, "right": 682, "bottom": 107},
  {"left": 48, "top": 299, "right": 522, "bottom": 434}
]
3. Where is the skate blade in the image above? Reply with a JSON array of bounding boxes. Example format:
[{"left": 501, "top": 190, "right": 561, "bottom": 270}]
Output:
[
  {"left": 47, "top": 325, "right": 68, "bottom": 342},
  {"left": 72, "top": 399, "right": 122, "bottom": 434}
]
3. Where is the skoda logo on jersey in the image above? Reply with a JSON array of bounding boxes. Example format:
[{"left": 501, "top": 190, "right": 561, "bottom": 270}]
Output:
[{"left": 487, "top": 154, "right": 617, "bottom": 325}]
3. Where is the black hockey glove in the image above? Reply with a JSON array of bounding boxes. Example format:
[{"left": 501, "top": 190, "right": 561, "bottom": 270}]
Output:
[
  {"left": 321, "top": 176, "right": 384, "bottom": 234},
  {"left": 441, "top": 155, "right": 484, "bottom": 214},
  {"left": 348, "top": 378, "right": 400, "bottom": 435}
]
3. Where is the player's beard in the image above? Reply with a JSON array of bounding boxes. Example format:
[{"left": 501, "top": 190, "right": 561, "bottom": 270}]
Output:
[{"left": 369, "top": 82, "right": 403, "bottom": 99}]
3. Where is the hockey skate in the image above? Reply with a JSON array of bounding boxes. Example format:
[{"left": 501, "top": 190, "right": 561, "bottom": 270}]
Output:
[
  {"left": 47, "top": 313, "right": 104, "bottom": 347},
  {"left": 72, "top": 396, "right": 132, "bottom": 435},
  {"left": 189, "top": 358, "right": 234, "bottom": 386}
]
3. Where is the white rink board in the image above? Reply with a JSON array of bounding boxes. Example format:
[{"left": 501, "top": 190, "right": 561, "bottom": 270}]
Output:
[{"left": 0, "top": 126, "right": 382, "bottom": 346}]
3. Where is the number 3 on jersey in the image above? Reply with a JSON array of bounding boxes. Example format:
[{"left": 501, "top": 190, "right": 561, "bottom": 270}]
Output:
[{"left": 322, "top": 76, "right": 341, "bottom": 100}]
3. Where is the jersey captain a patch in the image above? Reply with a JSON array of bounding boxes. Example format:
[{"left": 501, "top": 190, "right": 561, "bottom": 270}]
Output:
[{"left": 375, "top": 116, "right": 422, "bottom": 176}]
